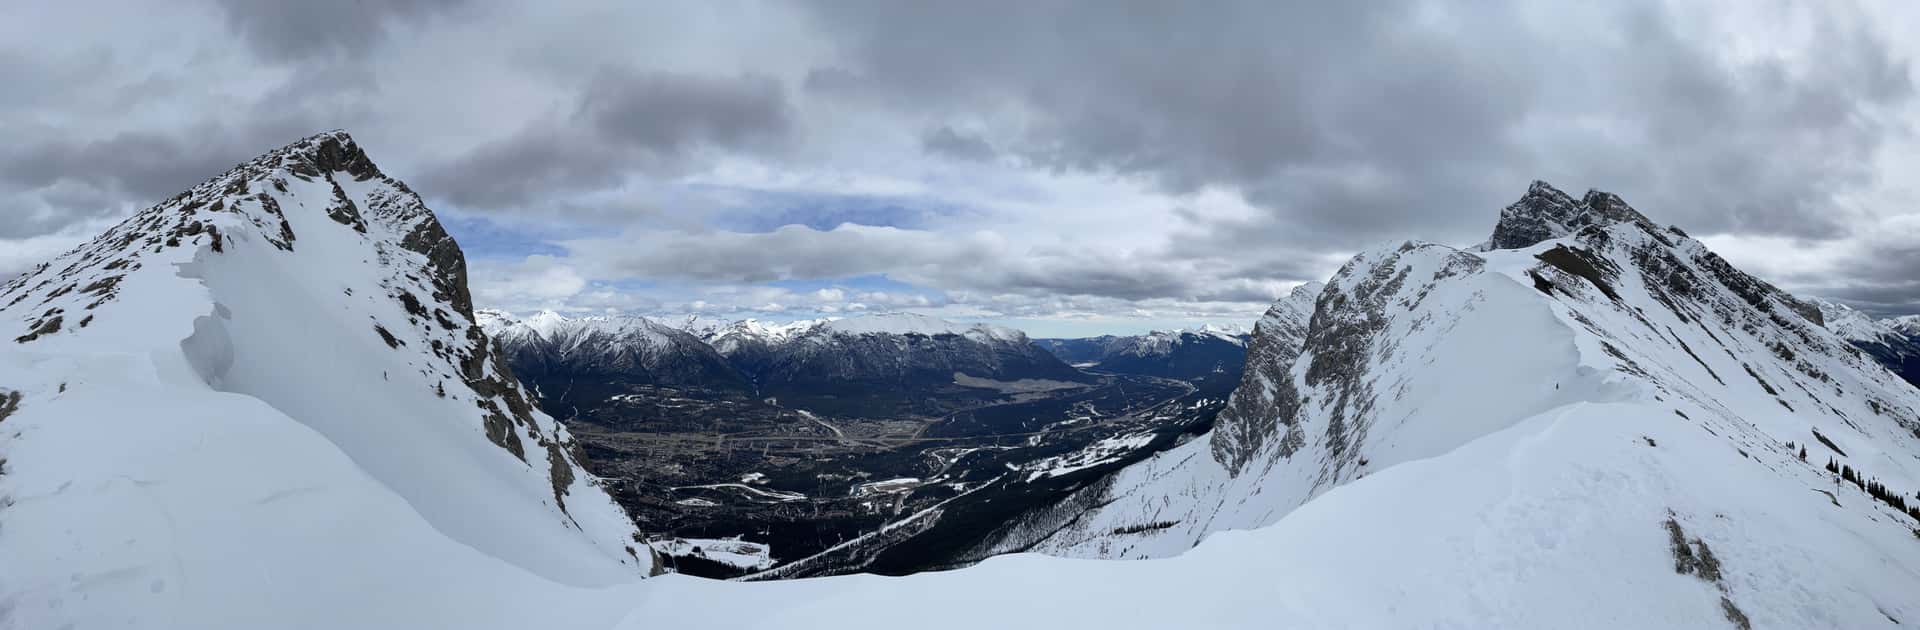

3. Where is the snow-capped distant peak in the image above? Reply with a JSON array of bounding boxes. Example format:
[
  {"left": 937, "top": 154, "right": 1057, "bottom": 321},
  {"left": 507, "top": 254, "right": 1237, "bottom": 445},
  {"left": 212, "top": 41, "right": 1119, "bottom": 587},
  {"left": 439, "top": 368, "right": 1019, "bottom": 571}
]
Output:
[
  {"left": 720, "top": 317, "right": 829, "bottom": 342},
  {"left": 520, "top": 310, "right": 575, "bottom": 338},
  {"left": 1886, "top": 314, "right": 1920, "bottom": 337},
  {"left": 474, "top": 308, "right": 518, "bottom": 333},
  {"left": 479, "top": 309, "right": 717, "bottom": 359},
  {"left": 819, "top": 312, "right": 965, "bottom": 336},
  {"left": 817, "top": 312, "right": 1026, "bottom": 343},
  {"left": 1195, "top": 323, "right": 1249, "bottom": 337},
  {"left": 1807, "top": 297, "right": 1898, "bottom": 344},
  {"left": 1122, "top": 325, "right": 1252, "bottom": 351}
]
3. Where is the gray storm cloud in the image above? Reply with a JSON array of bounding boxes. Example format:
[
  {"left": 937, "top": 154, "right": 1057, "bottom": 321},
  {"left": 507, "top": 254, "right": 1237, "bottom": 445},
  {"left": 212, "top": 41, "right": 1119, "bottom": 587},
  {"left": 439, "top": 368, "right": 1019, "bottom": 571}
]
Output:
[{"left": 1, "top": 0, "right": 1916, "bottom": 322}]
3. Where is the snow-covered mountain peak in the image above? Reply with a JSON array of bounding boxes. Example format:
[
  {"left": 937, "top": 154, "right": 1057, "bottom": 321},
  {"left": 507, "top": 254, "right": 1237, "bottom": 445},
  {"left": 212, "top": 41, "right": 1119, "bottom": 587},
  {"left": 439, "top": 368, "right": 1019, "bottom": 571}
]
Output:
[
  {"left": 475, "top": 307, "right": 519, "bottom": 331},
  {"left": 706, "top": 317, "right": 830, "bottom": 343},
  {"left": 484, "top": 309, "right": 718, "bottom": 355},
  {"left": 478, "top": 309, "right": 744, "bottom": 389},
  {"left": 2, "top": 131, "right": 654, "bottom": 626},
  {"left": 1189, "top": 323, "right": 1251, "bottom": 343},
  {"left": 1482, "top": 180, "right": 1654, "bottom": 250},
  {"left": 1809, "top": 297, "right": 1903, "bottom": 345},
  {"left": 1113, "top": 323, "right": 1254, "bottom": 356},
  {"left": 815, "top": 312, "right": 1026, "bottom": 344},
  {"left": 522, "top": 309, "right": 581, "bottom": 338},
  {"left": 1798, "top": 300, "right": 1920, "bottom": 387},
  {"left": 1887, "top": 314, "right": 1920, "bottom": 337},
  {"left": 988, "top": 184, "right": 1920, "bottom": 624},
  {"left": 3, "top": 131, "right": 463, "bottom": 343}
]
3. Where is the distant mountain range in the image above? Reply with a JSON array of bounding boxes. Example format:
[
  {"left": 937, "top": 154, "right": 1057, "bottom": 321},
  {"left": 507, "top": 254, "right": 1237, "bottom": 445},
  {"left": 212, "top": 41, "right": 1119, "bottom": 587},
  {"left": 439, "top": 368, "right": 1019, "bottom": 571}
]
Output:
[
  {"left": 480, "top": 310, "right": 746, "bottom": 391},
  {"left": 1805, "top": 297, "right": 1920, "bottom": 388},
  {"left": 1034, "top": 324, "right": 1252, "bottom": 381},
  {"left": 479, "top": 310, "right": 1092, "bottom": 414}
]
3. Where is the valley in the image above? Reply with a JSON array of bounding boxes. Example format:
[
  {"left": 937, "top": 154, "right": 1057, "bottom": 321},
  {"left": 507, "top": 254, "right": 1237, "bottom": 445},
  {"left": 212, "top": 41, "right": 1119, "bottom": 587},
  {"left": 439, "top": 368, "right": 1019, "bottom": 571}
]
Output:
[
  {"left": 477, "top": 307, "right": 1254, "bottom": 578},
  {"left": 533, "top": 369, "right": 1233, "bottom": 578}
]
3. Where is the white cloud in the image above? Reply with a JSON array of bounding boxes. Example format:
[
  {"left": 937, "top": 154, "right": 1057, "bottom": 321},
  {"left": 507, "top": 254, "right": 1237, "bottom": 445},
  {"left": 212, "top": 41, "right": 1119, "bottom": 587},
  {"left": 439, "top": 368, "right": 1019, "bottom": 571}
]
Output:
[
  {"left": 7, "top": 0, "right": 1920, "bottom": 332},
  {"left": 469, "top": 255, "right": 589, "bottom": 309}
]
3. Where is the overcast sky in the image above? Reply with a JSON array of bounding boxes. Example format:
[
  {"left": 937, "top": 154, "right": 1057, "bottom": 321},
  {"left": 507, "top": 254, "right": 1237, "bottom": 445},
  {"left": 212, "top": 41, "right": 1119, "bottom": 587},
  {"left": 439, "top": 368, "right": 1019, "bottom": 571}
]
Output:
[{"left": 5, "top": 1, "right": 1920, "bottom": 336}]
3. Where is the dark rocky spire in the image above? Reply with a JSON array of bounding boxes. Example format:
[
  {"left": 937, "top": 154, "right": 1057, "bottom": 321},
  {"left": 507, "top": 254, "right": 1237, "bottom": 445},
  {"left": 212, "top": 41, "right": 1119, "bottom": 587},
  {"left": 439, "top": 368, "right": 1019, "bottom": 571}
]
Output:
[{"left": 1486, "top": 180, "right": 1651, "bottom": 250}]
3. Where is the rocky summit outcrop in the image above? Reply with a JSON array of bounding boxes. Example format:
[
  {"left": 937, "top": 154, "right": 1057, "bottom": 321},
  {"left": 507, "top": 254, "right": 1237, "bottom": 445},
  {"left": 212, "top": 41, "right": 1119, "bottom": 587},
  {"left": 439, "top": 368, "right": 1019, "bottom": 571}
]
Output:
[{"left": 1482, "top": 180, "right": 1654, "bottom": 250}]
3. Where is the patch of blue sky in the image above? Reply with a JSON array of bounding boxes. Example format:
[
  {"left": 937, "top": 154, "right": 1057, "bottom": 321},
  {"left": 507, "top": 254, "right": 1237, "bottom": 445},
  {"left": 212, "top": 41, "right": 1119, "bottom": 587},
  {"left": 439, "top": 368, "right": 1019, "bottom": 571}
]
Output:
[
  {"left": 699, "top": 187, "right": 980, "bottom": 233},
  {"left": 437, "top": 210, "right": 575, "bottom": 259}
]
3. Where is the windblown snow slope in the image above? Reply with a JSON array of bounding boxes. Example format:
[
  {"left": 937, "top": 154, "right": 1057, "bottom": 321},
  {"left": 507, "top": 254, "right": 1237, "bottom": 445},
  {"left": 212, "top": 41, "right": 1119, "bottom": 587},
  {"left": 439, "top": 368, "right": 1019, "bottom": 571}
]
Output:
[{"left": 0, "top": 132, "right": 651, "bottom": 629}]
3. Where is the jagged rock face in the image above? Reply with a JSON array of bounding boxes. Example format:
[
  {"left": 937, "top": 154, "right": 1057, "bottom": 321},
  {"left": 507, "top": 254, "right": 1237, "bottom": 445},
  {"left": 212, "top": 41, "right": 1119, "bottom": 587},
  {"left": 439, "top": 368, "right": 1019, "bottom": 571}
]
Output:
[
  {"left": 480, "top": 310, "right": 746, "bottom": 391},
  {"left": 1485, "top": 180, "right": 1653, "bottom": 250},
  {"left": 1209, "top": 281, "right": 1320, "bottom": 474},
  {"left": 982, "top": 181, "right": 1920, "bottom": 569},
  {"left": 0, "top": 131, "right": 652, "bottom": 607}
]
